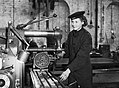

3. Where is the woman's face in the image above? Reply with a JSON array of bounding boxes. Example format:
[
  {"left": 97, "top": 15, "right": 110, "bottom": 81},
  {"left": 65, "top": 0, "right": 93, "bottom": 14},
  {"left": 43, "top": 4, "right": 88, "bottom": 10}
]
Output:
[{"left": 71, "top": 18, "right": 83, "bottom": 31}]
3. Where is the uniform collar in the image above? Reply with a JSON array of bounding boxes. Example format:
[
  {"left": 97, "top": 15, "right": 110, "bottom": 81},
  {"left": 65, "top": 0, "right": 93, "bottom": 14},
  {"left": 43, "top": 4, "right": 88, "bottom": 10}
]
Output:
[{"left": 72, "top": 28, "right": 84, "bottom": 37}]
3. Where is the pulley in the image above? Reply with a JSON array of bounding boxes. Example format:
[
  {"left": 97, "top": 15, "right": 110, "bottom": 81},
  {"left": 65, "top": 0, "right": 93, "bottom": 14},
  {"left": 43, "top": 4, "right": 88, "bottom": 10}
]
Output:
[
  {"left": 34, "top": 52, "right": 50, "bottom": 69},
  {"left": 0, "top": 71, "right": 13, "bottom": 88}
]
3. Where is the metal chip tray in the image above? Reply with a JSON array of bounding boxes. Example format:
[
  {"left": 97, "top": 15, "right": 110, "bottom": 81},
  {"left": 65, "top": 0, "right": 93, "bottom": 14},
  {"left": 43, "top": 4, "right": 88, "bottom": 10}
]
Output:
[{"left": 30, "top": 69, "right": 67, "bottom": 88}]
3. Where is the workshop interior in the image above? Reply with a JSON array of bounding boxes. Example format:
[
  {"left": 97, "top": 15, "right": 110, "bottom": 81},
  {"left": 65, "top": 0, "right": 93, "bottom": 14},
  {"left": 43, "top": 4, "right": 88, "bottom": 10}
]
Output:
[{"left": 0, "top": 0, "right": 119, "bottom": 88}]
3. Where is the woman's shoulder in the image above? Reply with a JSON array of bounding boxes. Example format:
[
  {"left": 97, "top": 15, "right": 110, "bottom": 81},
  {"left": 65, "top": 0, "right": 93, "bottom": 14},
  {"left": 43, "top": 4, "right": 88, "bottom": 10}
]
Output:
[
  {"left": 83, "top": 29, "right": 91, "bottom": 35},
  {"left": 82, "top": 29, "right": 92, "bottom": 40}
]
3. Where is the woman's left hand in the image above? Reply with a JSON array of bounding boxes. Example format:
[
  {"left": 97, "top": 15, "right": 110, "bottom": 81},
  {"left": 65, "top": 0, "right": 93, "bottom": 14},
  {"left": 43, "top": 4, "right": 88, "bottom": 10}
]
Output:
[{"left": 60, "top": 68, "right": 71, "bottom": 81}]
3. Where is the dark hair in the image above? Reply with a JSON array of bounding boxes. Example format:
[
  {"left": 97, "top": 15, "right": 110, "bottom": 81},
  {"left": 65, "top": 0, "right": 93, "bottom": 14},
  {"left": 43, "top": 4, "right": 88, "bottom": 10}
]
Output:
[{"left": 79, "top": 16, "right": 88, "bottom": 27}]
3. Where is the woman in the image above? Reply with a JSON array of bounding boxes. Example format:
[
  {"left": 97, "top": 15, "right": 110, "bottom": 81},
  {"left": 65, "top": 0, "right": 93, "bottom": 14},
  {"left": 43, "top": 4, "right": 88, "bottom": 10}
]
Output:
[{"left": 59, "top": 11, "right": 92, "bottom": 88}]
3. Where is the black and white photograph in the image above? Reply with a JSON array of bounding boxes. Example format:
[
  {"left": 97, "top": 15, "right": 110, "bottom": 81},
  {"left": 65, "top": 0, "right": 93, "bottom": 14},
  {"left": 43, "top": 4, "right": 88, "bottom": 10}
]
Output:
[{"left": 0, "top": 0, "right": 119, "bottom": 88}]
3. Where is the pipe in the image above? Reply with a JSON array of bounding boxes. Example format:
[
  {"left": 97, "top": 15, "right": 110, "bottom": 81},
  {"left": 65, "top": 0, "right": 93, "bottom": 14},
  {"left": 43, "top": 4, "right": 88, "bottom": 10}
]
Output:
[{"left": 24, "top": 31, "right": 61, "bottom": 37}]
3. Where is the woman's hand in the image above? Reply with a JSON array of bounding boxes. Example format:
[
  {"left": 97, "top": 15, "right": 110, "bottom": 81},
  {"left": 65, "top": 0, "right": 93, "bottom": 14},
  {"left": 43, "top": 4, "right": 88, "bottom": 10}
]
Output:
[{"left": 60, "top": 68, "right": 71, "bottom": 81}]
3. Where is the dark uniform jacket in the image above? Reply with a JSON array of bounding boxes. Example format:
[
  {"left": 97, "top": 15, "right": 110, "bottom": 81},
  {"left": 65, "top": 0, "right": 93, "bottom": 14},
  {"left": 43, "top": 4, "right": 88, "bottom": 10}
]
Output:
[{"left": 64, "top": 28, "right": 92, "bottom": 88}]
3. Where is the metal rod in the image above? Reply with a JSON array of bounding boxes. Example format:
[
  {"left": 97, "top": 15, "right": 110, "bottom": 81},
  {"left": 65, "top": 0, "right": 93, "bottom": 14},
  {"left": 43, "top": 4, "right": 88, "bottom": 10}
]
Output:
[
  {"left": 95, "top": 0, "right": 98, "bottom": 49},
  {"left": 27, "top": 16, "right": 54, "bottom": 26},
  {"left": 26, "top": 48, "right": 64, "bottom": 52},
  {"left": 36, "top": 71, "right": 45, "bottom": 88},
  {"left": 6, "top": 21, "right": 12, "bottom": 49},
  {"left": 12, "top": 0, "right": 15, "bottom": 27},
  {"left": 46, "top": 0, "right": 49, "bottom": 30},
  {"left": 24, "top": 31, "right": 61, "bottom": 37},
  {"left": 46, "top": 71, "right": 59, "bottom": 88},
  {"left": 41, "top": 72, "right": 52, "bottom": 88},
  {"left": 30, "top": 69, "right": 41, "bottom": 88}
]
